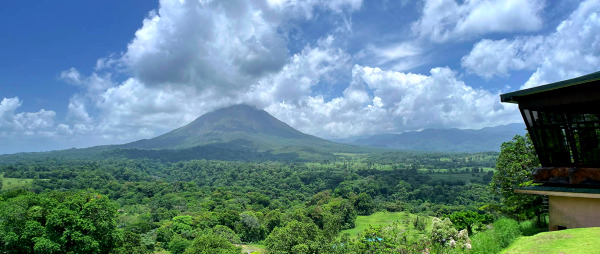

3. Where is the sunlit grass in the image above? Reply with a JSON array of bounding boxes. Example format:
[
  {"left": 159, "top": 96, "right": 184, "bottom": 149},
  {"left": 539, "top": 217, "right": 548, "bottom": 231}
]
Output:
[
  {"left": 1, "top": 177, "right": 35, "bottom": 191},
  {"left": 340, "top": 211, "right": 432, "bottom": 238},
  {"left": 502, "top": 227, "right": 600, "bottom": 254}
]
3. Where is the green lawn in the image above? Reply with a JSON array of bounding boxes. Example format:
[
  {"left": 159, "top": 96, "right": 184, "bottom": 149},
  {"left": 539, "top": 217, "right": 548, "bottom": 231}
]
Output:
[
  {"left": 1, "top": 177, "right": 35, "bottom": 191},
  {"left": 502, "top": 227, "right": 600, "bottom": 254},
  {"left": 341, "top": 211, "right": 431, "bottom": 238}
]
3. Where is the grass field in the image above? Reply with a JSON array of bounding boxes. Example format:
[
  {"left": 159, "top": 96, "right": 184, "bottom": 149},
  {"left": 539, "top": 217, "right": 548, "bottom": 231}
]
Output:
[
  {"left": 340, "top": 211, "right": 431, "bottom": 238},
  {"left": 1, "top": 177, "right": 35, "bottom": 191},
  {"left": 501, "top": 227, "right": 600, "bottom": 254},
  {"left": 418, "top": 167, "right": 494, "bottom": 173},
  {"left": 239, "top": 244, "right": 265, "bottom": 254}
]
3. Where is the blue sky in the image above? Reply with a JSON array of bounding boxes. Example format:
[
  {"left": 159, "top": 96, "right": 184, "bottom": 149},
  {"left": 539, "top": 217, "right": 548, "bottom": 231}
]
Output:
[{"left": 1, "top": 0, "right": 598, "bottom": 154}]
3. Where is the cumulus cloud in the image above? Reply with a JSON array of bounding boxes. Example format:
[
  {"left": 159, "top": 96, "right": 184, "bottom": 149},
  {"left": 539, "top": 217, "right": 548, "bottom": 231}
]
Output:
[
  {"left": 267, "top": 0, "right": 362, "bottom": 19},
  {"left": 0, "top": 97, "right": 64, "bottom": 153},
  {"left": 121, "top": 0, "right": 288, "bottom": 93},
  {"left": 0, "top": 97, "right": 56, "bottom": 135},
  {"left": 413, "top": 0, "right": 545, "bottom": 42},
  {"left": 266, "top": 66, "right": 520, "bottom": 139},
  {"left": 245, "top": 35, "right": 352, "bottom": 106},
  {"left": 461, "top": 37, "right": 544, "bottom": 79},
  {"left": 461, "top": 0, "right": 600, "bottom": 87},
  {"left": 3, "top": 0, "right": 535, "bottom": 153}
]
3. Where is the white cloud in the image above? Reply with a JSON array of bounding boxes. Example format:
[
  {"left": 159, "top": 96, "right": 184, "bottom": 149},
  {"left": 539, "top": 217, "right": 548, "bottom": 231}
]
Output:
[
  {"left": 413, "top": 0, "right": 545, "bottom": 42},
  {"left": 245, "top": 35, "right": 351, "bottom": 106},
  {"left": 3, "top": 0, "right": 534, "bottom": 153},
  {"left": 0, "top": 97, "right": 65, "bottom": 154},
  {"left": 266, "top": 0, "right": 362, "bottom": 19},
  {"left": 0, "top": 97, "right": 56, "bottom": 135},
  {"left": 359, "top": 41, "right": 427, "bottom": 72},
  {"left": 460, "top": 0, "right": 600, "bottom": 87},
  {"left": 461, "top": 37, "right": 544, "bottom": 79},
  {"left": 265, "top": 66, "right": 520, "bottom": 139},
  {"left": 121, "top": 0, "right": 288, "bottom": 94}
]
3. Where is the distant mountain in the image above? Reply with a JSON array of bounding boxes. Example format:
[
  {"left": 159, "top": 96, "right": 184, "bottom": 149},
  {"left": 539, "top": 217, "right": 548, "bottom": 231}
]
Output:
[
  {"left": 350, "top": 123, "right": 526, "bottom": 152},
  {"left": 1, "top": 105, "right": 371, "bottom": 162},
  {"left": 123, "top": 104, "right": 334, "bottom": 149}
]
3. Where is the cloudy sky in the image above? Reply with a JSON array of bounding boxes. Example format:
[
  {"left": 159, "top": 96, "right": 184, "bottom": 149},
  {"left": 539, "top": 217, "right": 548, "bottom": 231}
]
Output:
[{"left": 1, "top": 0, "right": 598, "bottom": 154}]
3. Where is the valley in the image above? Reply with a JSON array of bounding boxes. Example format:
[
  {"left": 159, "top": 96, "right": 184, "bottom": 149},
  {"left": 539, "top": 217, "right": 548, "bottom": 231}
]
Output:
[{"left": 0, "top": 105, "right": 542, "bottom": 254}]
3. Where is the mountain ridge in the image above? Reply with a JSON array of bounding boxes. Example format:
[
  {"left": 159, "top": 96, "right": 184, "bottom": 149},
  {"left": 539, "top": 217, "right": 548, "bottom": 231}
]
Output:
[{"left": 348, "top": 123, "right": 526, "bottom": 152}]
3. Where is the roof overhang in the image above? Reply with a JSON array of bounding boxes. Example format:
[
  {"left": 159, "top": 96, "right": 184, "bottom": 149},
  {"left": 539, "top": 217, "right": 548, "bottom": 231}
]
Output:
[
  {"left": 500, "top": 71, "right": 600, "bottom": 106},
  {"left": 515, "top": 186, "right": 600, "bottom": 199}
]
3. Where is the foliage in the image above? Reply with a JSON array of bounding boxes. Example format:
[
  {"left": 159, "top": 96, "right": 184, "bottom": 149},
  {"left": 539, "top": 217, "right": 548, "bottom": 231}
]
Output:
[
  {"left": 470, "top": 218, "right": 521, "bottom": 254},
  {"left": 430, "top": 217, "right": 471, "bottom": 251},
  {"left": 470, "top": 229, "right": 502, "bottom": 254},
  {"left": 0, "top": 150, "right": 502, "bottom": 253},
  {"left": 446, "top": 210, "right": 493, "bottom": 234},
  {"left": 491, "top": 135, "right": 543, "bottom": 221},
  {"left": 184, "top": 229, "right": 241, "bottom": 254},
  {"left": 213, "top": 225, "right": 241, "bottom": 244},
  {"left": 493, "top": 218, "right": 521, "bottom": 249},
  {"left": 265, "top": 220, "right": 326, "bottom": 254},
  {"left": 353, "top": 192, "right": 375, "bottom": 215},
  {"left": 0, "top": 190, "right": 119, "bottom": 254}
]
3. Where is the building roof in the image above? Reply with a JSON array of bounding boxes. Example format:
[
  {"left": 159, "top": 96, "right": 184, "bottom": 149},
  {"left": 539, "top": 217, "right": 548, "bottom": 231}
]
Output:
[
  {"left": 515, "top": 185, "right": 600, "bottom": 198},
  {"left": 500, "top": 71, "right": 600, "bottom": 104}
]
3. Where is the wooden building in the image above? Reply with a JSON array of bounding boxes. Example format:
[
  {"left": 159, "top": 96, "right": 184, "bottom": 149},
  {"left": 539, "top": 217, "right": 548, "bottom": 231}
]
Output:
[{"left": 500, "top": 71, "right": 600, "bottom": 231}]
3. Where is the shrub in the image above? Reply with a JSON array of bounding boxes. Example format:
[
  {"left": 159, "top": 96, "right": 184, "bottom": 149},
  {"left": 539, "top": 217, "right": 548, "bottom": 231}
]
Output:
[
  {"left": 493, "top": 218, "right": 521, "bottom": 248},
  {"left": 470, "top": 230, "right": 501, "bottom": 254},
  {"left": 470, "top": 218, "right": 522, "bottom": 254}
]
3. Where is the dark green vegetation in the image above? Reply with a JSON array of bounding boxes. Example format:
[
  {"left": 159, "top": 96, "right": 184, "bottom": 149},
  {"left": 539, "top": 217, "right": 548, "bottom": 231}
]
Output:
[
  {"left": 0, "top": 105, "right": 548, "bottom": 253},
  {"left": 352, "top": 123, "right": 526, "bottom": 152},
  {"left": 0, "top": 150, "right": 506, "bottom": 253}
]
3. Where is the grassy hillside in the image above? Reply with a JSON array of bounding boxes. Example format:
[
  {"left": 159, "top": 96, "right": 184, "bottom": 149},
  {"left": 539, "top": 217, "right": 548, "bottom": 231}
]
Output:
[
  {"left": 341, "top": 211, "right": 432, "bottom": 238},
  {"left": 502, "top": 227, "right": 600, "bottom": 254},
  {"left": 1, "top": 177, "right": 34, "bottom": 191}
]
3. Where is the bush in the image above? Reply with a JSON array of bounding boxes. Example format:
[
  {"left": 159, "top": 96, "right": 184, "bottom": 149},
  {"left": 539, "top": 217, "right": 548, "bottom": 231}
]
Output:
[
  {"left": 470, "top": 218, "right": 522, "bottom": 254},
  {"left": 494, "top": 218, "right": 521, "bottom": 248},
  {"left": 470, "top": 230, "right": 501, "bottom": 254}
]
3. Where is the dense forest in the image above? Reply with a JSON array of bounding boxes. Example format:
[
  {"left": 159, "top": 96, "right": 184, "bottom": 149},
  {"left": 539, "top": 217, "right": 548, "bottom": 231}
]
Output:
[{"left": 0, "top": 137, "right": 543, "bottom": 253}]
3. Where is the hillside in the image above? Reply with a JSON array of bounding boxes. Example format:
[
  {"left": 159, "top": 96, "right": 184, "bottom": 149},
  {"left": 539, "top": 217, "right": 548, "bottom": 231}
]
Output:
[
  {"left": 351, "top": 123, "right": 526, "bottom": 152},
  {"left": 502, "top": 227, "right": 600, "bottom": 254},
  {"left": 0, "top": 105, "right": 374, "bottom": 162},
  {"left": 122, "top": 104, "right": 344, "bottom": 150}
]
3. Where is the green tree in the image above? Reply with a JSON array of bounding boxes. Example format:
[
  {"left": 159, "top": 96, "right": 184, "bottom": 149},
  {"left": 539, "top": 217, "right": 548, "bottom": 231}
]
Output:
[
  {"left": 447, "top": 211, "right": 493, "bottom": 234},
  {"left": 184, "top": 230, "right": 240, "bottom": 254},
  {"left": 168, "top": 235, "right": 190, "bottom": 254},
  {"left": 0, "top": 190, "right": 119, "bottom": 254},
  {"left": 491, "top": 135, "right": 544, "bottom": 222},
  {"left": 266, "top": 220, "right": 326, "bottom": 254},
  {"left": 354, "top": 193, "right": 375, "bottom": 216},
  {"left": 113, "top": 231, "right": 147, "bottom": 254}
]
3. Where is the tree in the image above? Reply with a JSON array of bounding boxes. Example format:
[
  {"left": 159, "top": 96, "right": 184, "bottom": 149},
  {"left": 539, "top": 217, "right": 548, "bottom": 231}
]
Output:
[
  {"left": 0, "top": 190, "right": 120, "bottom": 254},
  {"left": 354, "top": 193, "right": 375, "bottom": 215},
  {"left": 447, "top": 211, "right": 493, "bottom": 234},
  {"left": 491, "top": 134, "right": 544, "bottom": 222},
  {"left": 168, "top": 235, "right": 190, "bottom": 254},
  {"left": 265, "top": 220, "right": 326, "bottom": 254},
  {"left": 184, "top": 230, "right": 240, "bottom": 254}
]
